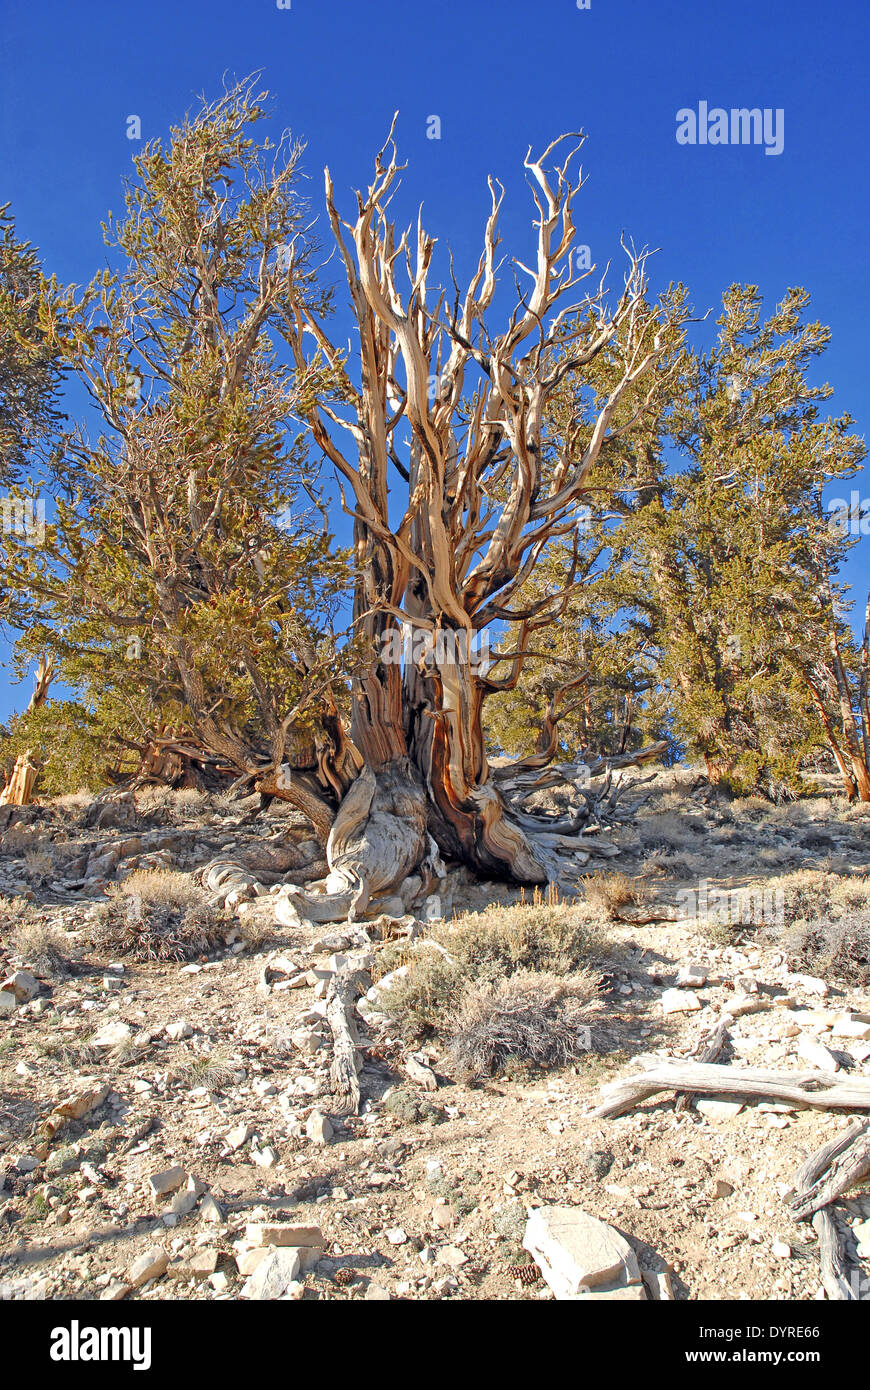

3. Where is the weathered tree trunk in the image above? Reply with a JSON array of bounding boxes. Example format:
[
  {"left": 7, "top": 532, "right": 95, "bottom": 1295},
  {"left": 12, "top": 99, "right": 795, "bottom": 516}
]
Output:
[
  {"left": 0, "top": 749, "right": 39, "bottom": 807},
  {"left": 279, "top": 129, "right": 679, "bottom": 912}
]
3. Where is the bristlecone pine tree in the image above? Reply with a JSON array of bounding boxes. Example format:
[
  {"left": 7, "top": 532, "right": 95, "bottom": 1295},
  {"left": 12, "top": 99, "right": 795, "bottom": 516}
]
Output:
[
  {"left": 2, "top": 81, "right": 358, "bottom": 817},
  {"left": 277, "top": 119, "right": 686, "bottom": 913},
  {"left": 634, "top": 285, "right": 866, "bottom": 796}
]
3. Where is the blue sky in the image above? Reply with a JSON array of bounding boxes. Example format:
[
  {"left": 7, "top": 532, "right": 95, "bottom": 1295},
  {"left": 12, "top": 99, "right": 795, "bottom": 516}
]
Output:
[{"left": 1, "top": 0, "right": 869, "bottom": 719}]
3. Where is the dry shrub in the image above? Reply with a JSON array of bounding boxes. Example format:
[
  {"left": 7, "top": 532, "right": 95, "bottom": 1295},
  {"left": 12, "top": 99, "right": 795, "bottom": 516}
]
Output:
[
  {"left": 448, "top": 969, "right": 601, "bottom": 1078},
  {"left": 169, "top": 1051, "right": 238, "bottom": 1091},
  {"left": 87, "top": 870, "right": 227, "bottom": 962},
  {"left": 782, "top": 911, "right": 870, "bottom": 987},
  {"left": 50, "top": 791, "right": 92, "bottom": 820},
  {"left": 234, "top": 913, "right": 278, "bottom": 951},
  {"left": 634, "top": 812, "right": 707, "bottom": 852},
  {"left": 582, "top": 871, "right": 649, "bottom": 919},
  {"left": 111, "top": 868, "right": 202, "bottom": 910},
  {"left": 24, "top": 845, "right": 56, "bottom": 885},
  {"left": 11, "top": 919, "right": 73, "bottom": 978},
  {"left": 377, "top": 902, "right": 608, "bottom": 1048},
  {"left": 755, "top": 869, "right": 870, "bottom": 986}
]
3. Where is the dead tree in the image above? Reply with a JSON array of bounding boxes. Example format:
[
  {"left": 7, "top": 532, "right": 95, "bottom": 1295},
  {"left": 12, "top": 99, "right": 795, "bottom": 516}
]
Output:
[{"left": 281, "top": 127, "right": 681, "bottom": 912}]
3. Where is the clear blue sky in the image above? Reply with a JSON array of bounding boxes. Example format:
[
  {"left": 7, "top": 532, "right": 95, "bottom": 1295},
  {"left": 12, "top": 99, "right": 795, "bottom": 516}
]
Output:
[{"left": 1, "top": 0, "right": 868, "bottom": 719}]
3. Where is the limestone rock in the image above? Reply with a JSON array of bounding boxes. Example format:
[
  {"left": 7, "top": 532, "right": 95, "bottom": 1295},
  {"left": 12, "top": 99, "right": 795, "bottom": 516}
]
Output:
[
  {"left": 523, "top": 1206, "right": 641, "bottom": 1300},
  {"left": 127, "top": 1246, "right": 169, "bottom": 1288},
  {"left": 661, "top": 987, "right": 702, "bottom": 1015},
  {"left": 242, "top": 1248, "right": 301, "bottom": 1300},
  {"left": 245, "top": 1222, "right": 323, "bottom": 1249},
  {"left": 1, "top": 970, "right": 39, "bottom": 1003},
  {"left": 90, "top": 1020, "right": 134, "bottom": 1050},
  {"left": 147, "top": 1166, "right": 187, "bottom": 1198}
]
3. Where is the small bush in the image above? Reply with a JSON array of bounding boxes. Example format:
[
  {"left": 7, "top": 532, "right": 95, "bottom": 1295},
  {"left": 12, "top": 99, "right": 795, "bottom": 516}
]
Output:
[
  {"left": 86, "top": 872, "right": 227, "bottom": 962},
  {"left": 110, "top": 869, "right": 203, "bottom": 911},
  {"left": 448, "top": 969, "right": 601, "bottom": 1078},
  {"left": 377, "top": 902, "right": 608, "bottom": 1050},
  {"left": 776, "top": 908, "right": 870, "bottom": 988},
  {"left": 582, "top": 871, "right": 649, "bottom": 919},
  {"left": 170, "top": 1052, "right": 238, "bottom": 1091},
  {"left": 11, "top": 919, "right": 73, "bottom": 978}
]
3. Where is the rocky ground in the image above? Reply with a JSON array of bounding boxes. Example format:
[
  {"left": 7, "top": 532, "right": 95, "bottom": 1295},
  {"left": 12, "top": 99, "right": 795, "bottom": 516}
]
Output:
[{"left": 1, "top": 772, "right": 870, "bottom": 1302}]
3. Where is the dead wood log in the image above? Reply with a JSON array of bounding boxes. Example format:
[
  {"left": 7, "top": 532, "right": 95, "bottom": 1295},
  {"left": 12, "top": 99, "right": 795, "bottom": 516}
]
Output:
[
  {"left": 591, "top": 1061, "right": 870, "bottom": 1120},
  {"left": 674, "top": 1020, "right": 730, "bottom": 1113},
  {"left": 325, "top": 963, "right": 368, "bottom": 1115},
  {"left": 812, "top": 1208, "right": 858, "bottom": 1300},
  {"left": 789, "top": 1120, "right": 870, "bottom": 1221}
]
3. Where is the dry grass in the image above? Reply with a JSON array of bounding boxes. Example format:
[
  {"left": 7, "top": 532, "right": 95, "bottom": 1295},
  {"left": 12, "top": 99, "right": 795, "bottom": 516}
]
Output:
[
  {"left": 86, "top": 871, "right": 227, "bottom": 962},
  {"left": 376, "top": 902, "right": 608, "bottom": 1048},
  {"left": 634, "top": 811, "right": 707, "bottom": 852},
  {"left": 448, "top": 969, "right": 601, "bottom": 1079},
  {"left": 756, "top": 868, "right": 870, "bottom": 986},
  {"left": 24, "top": 845, "right": 56, "bottom": 885},
  {"left": 582, "top": 870, "right": 650, "bottom": 919},
  {"left": 169, "top": 1051, "right": 239, "bottom": 1091},
  {"left": 10, "top": 919, "right": 74, "bottom": 978},
  {"left": 108, "top": 868, "right": 203, "bottom": 910}
]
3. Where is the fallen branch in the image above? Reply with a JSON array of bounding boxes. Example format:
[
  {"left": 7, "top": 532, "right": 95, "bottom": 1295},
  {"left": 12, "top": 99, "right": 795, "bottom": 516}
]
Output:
[
  {"left": 812, "top": 1208, "right": 858, "bottom": 1301},
  {"left": 325, "top": 963, "right": 367, "bottom": 1115},
  {"left": 674, "top": 1020, "right": 730, "bottom": 1114},
  {"left": 789, "top": 1120, "right": 870, "bottom": 1222},
  {"left": 591, "top": 1062, "right": 870, "bottom": 1120}
]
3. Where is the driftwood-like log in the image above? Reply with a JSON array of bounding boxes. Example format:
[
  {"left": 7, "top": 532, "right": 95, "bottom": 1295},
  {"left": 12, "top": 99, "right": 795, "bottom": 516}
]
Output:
[
  {"left": 812, "top": 1208, "right": 858, "bottom": 1301},
  {"left": 790, "top": 1120, "right": 870, "bottom": 1222},
  {"left": 674, "top": 1020, "right": 730, "bottom": 1114},
  {"left": 325, "top": 964, "right": 367, "bottom": 1115},
  {"left": 787, "top": 1120, "right": 870, "bottom": 1300},
  {"left": 591, "top": 1062, "right": 870, "bottom": 1120}
]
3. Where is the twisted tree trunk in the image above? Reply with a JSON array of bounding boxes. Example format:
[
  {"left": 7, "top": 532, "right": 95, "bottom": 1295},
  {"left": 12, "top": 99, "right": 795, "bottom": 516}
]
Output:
[{"left": 277, "top": 128, "right": 680, "bottom": 915}]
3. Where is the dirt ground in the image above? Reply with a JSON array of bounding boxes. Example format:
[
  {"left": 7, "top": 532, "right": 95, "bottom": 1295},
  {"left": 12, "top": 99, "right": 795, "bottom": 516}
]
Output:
[{"left": 1, "top": 771, "right": 869, "bottom": 1302}]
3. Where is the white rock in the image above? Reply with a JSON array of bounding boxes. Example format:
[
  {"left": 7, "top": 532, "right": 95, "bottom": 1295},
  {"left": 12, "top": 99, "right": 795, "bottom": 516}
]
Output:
[
  {"left": 147, "top": 1166, "right": 188, "bottom": 1198},
  {"left": 245, "top": 1222, "right": 323, "bottom": 1248},
  {"left": 790, "top": 974, "right": 829, "bottom": 997},
  {"left": 252, "top": 1146, "right": 278, "bottom": 1169},
  {"left": 224, "top": 1123, "right": 252, "bottom": 1152},
  {"left": 1, "top": 970, "right": 39, "bottom": 1002},
  {"left": 305, "top": 1110, "right": 333, "bottom": 1144},
  {"left": 242, "top": 1248, "right": 301, "bottom": 1300},
  {"left": 796, "top": 1036, "right": 839, "bottom": 1071},
  {"left": 90, "top": 1020, "right": 134, "bottom": 1049},
  {"left": 165, "top": 1020, "right": 193, "bottom": 1041},
  {"left": 661, "top": 988, "right": 702, "bottom": 1015},
  {"left": 127, "top": 1246, "right": 169, "bottom": 1288},
  {"left": 274, "top": 897, "right": 303, "bottom": 929},
  {"left": 676, "top": 964, "right": 708, "bottom": 988},
  {"left": 832, "top": 1017, "right": 870, "bottom": 1040},
  {"left": 695, "top": 1099, "right": 744, "bottom": 1122},
  {"left": 523, "top": 1206, "right": 641, "bottom": 1300}
]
